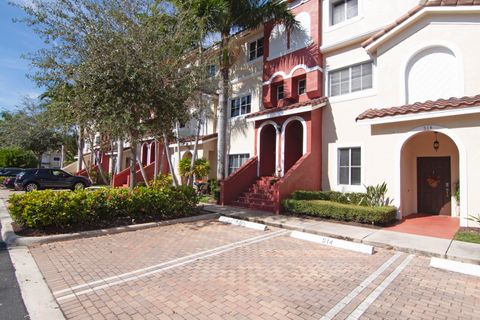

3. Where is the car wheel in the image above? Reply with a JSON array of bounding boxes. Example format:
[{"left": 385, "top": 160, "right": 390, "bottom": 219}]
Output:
[
  {"left": 25, "top": 183, "right": 38, "bottom": 192},
  {"left": 73, "top": 182, "right": 85, "bottom": 190}
]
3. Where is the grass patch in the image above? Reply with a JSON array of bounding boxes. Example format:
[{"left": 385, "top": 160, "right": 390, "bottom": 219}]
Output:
[{"left": 454, "top": 229, "right": 480, "bottom": 244}]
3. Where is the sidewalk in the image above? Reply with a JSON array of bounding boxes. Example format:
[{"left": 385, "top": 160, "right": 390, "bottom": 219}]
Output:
[{"left": 201, "top": 204, "right": 480, "bottom": 265}]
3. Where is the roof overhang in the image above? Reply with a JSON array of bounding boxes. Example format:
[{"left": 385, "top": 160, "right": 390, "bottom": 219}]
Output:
[
  {"left": 168, "top": 135, "right": 217, "bottom": 148},
  {"left": 364, "top": 6, "right": 480, "bottom": 53},
  {"left": 357, "top": 105, "right": 480, "bottom": 125},
  {"left": 247, "top": 102, "right": 326, "bottom": 123}
]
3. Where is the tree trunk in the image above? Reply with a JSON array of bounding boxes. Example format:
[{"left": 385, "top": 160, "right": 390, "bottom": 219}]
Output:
[
  {"left": 187, "top": 112, "right": 202, "bottom": 186},
  {"left": 94, "top": 151, "right": 108, "bottom": 185},
  {"left": 37, "top": 153, "right": 42, "bottom": 168},
  {"left": 129, "top": 139, "right": 138, "bottom": 190},
  {"left": 81, "top": 156, "right": 93, "bottom": 182},
  {"left": 136, "top": 154, "right": 149, "bottom": 187},
  {"left": 159, "top": 143, "right": 165, "bottom": 176},
  {"left": 77, "top": 127, "right": 84, "bottom": 172},
  {"left": 163, "top": 133, "right": 178, "bottom": 187},
  {"left": 216, "top": 33, "right": 230, "bottom": 181},
  {"left": 175, "top": 121, "right": 182, "bottom": 186}
]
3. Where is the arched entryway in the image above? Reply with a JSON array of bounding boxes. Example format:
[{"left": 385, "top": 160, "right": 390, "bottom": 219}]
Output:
[
  {"left": 283, "top": 120, "right": 304, "bottom": 174},
  {"left": 141, "top": 143, "right": 149, "bottom": 166},
  {"left": 400, "top": 131, "right": 459, "bottom": 217},
  {"left": 281, "top": 116, "right": 307, "bottom": 176},
  {"left": 149, "top": 142, "right": 156, "bottom": 164},
  {"left": 258, "top": 124, "right": 278, "bottom": 177}
]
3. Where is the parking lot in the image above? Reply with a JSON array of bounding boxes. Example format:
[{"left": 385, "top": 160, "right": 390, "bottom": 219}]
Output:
[{"left": 27, "top": 219, "right": 479, "bottom": 320}]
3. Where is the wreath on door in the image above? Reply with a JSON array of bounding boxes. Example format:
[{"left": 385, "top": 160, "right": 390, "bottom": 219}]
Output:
[{"left": 426, "top": 176, "right": 441, "bottom": 188}]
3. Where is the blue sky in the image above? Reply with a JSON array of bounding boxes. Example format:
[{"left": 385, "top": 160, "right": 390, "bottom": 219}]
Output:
[{"left": 0, "top": 1, "right": 44, "bottom": 111}]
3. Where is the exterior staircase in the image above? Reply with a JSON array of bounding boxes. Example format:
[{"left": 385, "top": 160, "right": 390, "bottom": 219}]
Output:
[{"left": 231, "top": 176, "right": 277, "bottom": 211}]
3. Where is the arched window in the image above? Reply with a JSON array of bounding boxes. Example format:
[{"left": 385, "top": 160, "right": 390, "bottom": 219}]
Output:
[
  {"left": 406, "top": 46, "right": 460, "bottom": 104},
  {"left": 269, "top": 12, "right": 311, "bottom": 60}
]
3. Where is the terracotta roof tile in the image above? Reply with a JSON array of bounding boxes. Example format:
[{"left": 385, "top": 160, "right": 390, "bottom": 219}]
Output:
[
  {"left": 356, "top": 94, "right": 480, "bottom": 121},
  {"left": 362, "top": 1, "right": 480, "bottom": 48},
  {"left": 246, "top": 97, "right": 328, "bottom": 119}
]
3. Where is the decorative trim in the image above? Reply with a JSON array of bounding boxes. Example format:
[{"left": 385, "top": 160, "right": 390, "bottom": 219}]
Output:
[
  {"left": 280, "top": 116, "right": 307, "bottom": 176},
  {"left": 400, "top": 40, "right": 465, "bottom": 105},
  {"left": 263, "top": 65, "right": 323, "bottom": 85},
  {"left": 246, "top": 103, "right": 324, "bottom": 122},
  {"left": 357, "top": 105, "right": 480, "bottom": 125},
  {"left": 365, "top": 6, "right": 480, "bottom": 53}
]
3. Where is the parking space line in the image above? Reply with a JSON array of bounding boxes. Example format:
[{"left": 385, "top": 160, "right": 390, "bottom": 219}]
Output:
[
  {"left": 320, "top": 252, "right": 403, "bottom": 320},
  {"left": 55, "top": 230, "right": 288, "bottom": 302},
  {"left": 346, "top": 254, "right": 415, "bottom": 320}
]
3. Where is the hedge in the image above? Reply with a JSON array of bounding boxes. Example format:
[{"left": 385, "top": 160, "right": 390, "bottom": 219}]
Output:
[
  {"left": 282, "top": 199, "right": 397, "bottom": 226},
  {"left": 8, "top": 185, "right": 198, "bottom": 229},
  {"left": 291, "top": 190, "right": 367, "bottom": 206}
]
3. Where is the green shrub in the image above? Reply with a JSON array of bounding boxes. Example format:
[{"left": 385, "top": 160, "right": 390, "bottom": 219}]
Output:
[
  {"left": 8, "top": 185, "right": 198, "bottom": 230},
  {"left": 0, "top": 148, "right": 38, "bottom": 168},
  {"left": 291, "top": 190, "right": 367, "bottom": 206},
  {"left": 282, "top": 199, "right": 397, "bottom": 226}
]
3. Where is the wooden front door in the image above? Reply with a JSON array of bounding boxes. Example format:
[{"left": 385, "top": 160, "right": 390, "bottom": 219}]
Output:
[{"left": 417, "top": 157, "right": 451, "bottom": 215}]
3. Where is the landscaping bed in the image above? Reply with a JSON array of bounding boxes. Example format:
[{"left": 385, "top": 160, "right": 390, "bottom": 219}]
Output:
[
  {"left": 283, "top": 190, "right": 397, "bottom": 226},
  {"left": 8, "top": 184, "right": 199, "bottom": 236},
  {"left": 454, "top": 227, "right": 480, "bottom": 244}
]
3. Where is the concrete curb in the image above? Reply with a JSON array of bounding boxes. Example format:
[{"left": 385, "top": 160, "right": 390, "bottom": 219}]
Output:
[
  {"left": 9, "top": 246, "right": 66, "bottom": 320},
  {"left": 0, "top": 200, "right": 219, "bottom": 246},
  {"left": 208, "top": 208, "right": 480, "bottom": 265}
]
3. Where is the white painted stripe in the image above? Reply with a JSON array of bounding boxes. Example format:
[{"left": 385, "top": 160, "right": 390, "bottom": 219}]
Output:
[
  {"left": 55, "top": 230, "right": 288, "bottom": 301},
  {"left": 320, "top": 252, "right": 402, "bottom": 320},
  {"left": 219, "top": 216, "right": 267, "bottom": 231},
  {"left": 346, "top": 255, "right": 415, "bottom": 320},
  {"left": 430, "top": 257, "right": 480, "bottom": 278},
  {"left": 291, "top": 231, "right": 374, "bottom": 255},
  {"left": 54, "top": 230, "right": 281, "bottom": 296}
]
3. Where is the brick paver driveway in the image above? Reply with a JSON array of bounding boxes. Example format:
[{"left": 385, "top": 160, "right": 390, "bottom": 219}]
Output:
[{"left": 29, "top": 220, "right": 479, "bottom": 320}]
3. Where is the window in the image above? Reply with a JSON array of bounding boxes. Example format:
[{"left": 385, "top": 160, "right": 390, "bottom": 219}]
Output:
[
  {"left": 230, "top": 95, "right": 251, "bottom": 118},
  {"left": 338, "top": 147, "right": 361, "bottom": 185},
  {"left": 228, "top": 154, "right": 250, "bottom": 175},
  {"left": 298, "top": 79, "right": 306, "bottom": 95},
  {"left": 249, "top": 38, "right": 264, "bottom": 61},
  {"left": 207, "top": 64, "right": 216, "bottom": 78},
  {"left": 331, "top": 0, "right": 358, "bottom": 25},
  {"left": 277, "top": 85, "right": 284, "bottom": 100},
  {"left": 53, "top": 157, "right": 60, "bottom": 161},
  {"left": 329, "top": 62, "right": 372, "bottom": 97}
]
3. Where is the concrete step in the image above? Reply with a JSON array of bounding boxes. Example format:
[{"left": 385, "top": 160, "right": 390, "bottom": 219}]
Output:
[
  {"left": 236, "top": 197, "right": 275, "bottom": 207},
  {"left": 231, "top": 201, "right": 275, "bottom": 212}
]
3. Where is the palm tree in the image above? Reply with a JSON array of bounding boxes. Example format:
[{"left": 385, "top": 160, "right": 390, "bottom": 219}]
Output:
[{"left": 176, "top": 0, "right": 296, "bottom": 181}]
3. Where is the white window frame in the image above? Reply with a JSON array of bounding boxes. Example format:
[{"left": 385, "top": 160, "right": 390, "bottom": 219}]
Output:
[
  {"left": 228, "top": 153, "right": 250, "bottom": 176},
  {"left": 248, "top": 37, "right": 264, "bottom": 62},
  {"left": 323, "top": 0, "right": 363, "bottom": 32},
  {"left": 277, "top": 85, "right": 284, "bottom": 100},
  {"left": 331, "top": 0, "right": 359, "bottom": 26},
  {"left": 298, "top": 78, "right": 306, "bottom": 95},
  {"left": 230, "top": 94, "right": 252, "bottom": 118},
  {"left": 326, "top": 59, "right": 376, "bottom": 102},
  {"left": 332, "top": 143, "right": 365, "bottom": 192}
]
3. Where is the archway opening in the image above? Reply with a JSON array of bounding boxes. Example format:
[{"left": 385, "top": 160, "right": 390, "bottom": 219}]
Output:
[
  {"left": 284, "top": 120, "right": 304, "bottom": 174},
  {"left": 141, "top": 143, "right": 148, "bottom": 166},
  {"left": 259, "top": 125, "right": 277, "bottom": 177},
  {"left": 149, "top": 142, "right": 156, "bottom": 164},
  {"left": 400, "top": 131, "right": 459, "bottom": 217}
]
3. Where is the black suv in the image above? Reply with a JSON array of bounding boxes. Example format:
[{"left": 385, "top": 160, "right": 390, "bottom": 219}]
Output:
[{"left": 15, "top": 169, "right": 92, "bottom": 192}]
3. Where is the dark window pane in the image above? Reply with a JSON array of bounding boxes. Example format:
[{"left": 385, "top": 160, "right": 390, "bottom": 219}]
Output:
[
  {"left": 339, "top": 167, "right": 349, "bottom": 185},
  {"left": 351, "top": 148, "right": 361, "bottom": 166},
  {"left": 351, "top": 167, "right": 361, "bottom": 185},
  {"left": 339, "top": 149, "right": 349, "bottom": 166}
]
